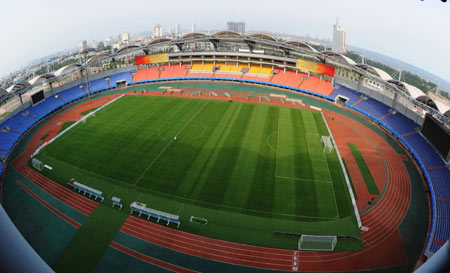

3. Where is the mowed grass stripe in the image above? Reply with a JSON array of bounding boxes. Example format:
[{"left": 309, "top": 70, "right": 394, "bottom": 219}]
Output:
[
  {"left": 246, "top": 106, "right": 278, "bottom": 213},
  {"left": 197, "top": 104, "right": 255, "bottom": 205},
  {"left": 38, "top": 96, "right": 353, "bottom": 222},
  {"left": 348, "top": 143, "right": 379, "bottom": 195},
  {"left": 222, "top": 105, "right": 269, "bottom": 207},
  {"left": 301, "top": 111, "right": 331, "bottom": 182},
  {"left": 289, "top": 110, "right": 313, "bottom": 181},
  {"left": 342, "top": 158, "right": 358, "bottom": 200},
  {"left": 45, "top": 96, "right": 174, "bottom": 181},
  {"left": 133, "top": 99, "right": 210, "bottom": 187},
  {"left": 175, "top": 102, "right": 244, "bottom": 199},
  {"left": 273, "top": 108, "right": 297, "bottom": 215}
]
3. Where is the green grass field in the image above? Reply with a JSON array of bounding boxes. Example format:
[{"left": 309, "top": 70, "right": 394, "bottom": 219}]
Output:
[{"left": 35, "top": 95, "right": 361, "bottom": 250}]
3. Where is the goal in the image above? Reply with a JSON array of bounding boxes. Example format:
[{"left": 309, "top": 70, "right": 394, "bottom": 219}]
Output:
[
  {"left": 31, "top": 158, "right": 44, "bottom": 171},
  {"left": 320, "top": 136, "right": 334, "bottom": 153},
  {"left": 298, "top": 235, "right": 337, "bottom": 251},
  {"left": 82, "top": 112, "right": 96, "bottom": 123}
]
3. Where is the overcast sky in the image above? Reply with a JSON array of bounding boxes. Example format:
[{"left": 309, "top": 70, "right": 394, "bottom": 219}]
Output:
[{"left": 1, "top": 0, "right": 449, "bottom": 81}]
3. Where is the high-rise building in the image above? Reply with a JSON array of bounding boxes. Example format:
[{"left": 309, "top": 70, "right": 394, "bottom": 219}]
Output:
[
  {"left": 227, "top": 21, "right": 245, "bottom": 34},
  {"left": 78, "top": 40, "right": 87, "bottom": 53},
  {"left": 153, "top": 24, "right": 162, "bottom": 38},
  {"left": 191, "top": 23, "right": 196, "bottom": 33},
  {"left": 332, "top": 18, "right": 347, "bottom": 54},
  {"left": 104, "top": 37, "right": 112, "bottom": 47},
  {"left": 175, "top": 24, "right": 180, "bottom": 35},
  {"left": 122, "top": 31, "right": 130, "bottom": 44}
]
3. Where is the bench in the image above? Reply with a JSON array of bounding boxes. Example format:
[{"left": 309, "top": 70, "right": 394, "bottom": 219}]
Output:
[
  {"left": 130, "top": 201, "right": 180, "bottom": 228},
  {"left": 68, "top": 181, "right": 104, "bottom": 202}
]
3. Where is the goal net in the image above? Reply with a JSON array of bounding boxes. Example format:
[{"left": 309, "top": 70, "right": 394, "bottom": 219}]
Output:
[
  {"left": 82, "top": 112, "right": 96, "bottom": 124},
  {"left": 298, "top": 235, "right": 337, "bottom": 251},
  {"left": 320, "top": 136, "right": 334, "bottom": 153},
  {"left": 31, "top": 158, "right": 44, "bottom": 171}
]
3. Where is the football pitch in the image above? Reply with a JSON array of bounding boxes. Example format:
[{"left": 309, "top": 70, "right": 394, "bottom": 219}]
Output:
[{"left": 35, "top": 95, "right": 362, "bottom": 250}]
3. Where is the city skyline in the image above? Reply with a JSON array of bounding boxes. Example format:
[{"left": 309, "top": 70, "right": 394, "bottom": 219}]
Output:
[{"left": 1, "top": 0, "right": 449, "bottom": 83}]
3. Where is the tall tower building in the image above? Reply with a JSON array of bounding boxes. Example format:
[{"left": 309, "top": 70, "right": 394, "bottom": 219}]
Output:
[
  {"left": 191, "top": 23, "right": 196, "bottom": 33},
  {"left": 122, "top": 30, "right": 130, "bottom": 44},
  {"left": 78, "top": 40, "right": 87, "bottom": 53},
  {"left": 153, "top": 24, "right": 162, "bottom": 38},
  {"left": 332, "top": 18, "right": 347, "bottom": 54},
  {"left": 227, "top": 21, "right": 245, "bottom": 34},
  {"left": 175, "top": 24, "right": 180, "bottom": 35}
]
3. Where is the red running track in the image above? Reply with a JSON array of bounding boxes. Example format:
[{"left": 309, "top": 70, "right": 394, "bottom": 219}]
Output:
[
  {"left": 12, "top": 154, "right": 97, "bottom": 216},
  {"left": 15, "top": 179, "right": 81, "bottom": 228},
  {"left": 11, "top": 88, "right": 413, "bottom": 272},
  {"left": 121, "top": 216, "right": 297, "bottom": 272},
  {"left": 117, "top": 92, "right": 412, "bottom": 272},
  {"left": 10, "top": 96, "right": 121, "bottom": 216},
  {"left": 110, "top": 241, "right": 199, "bottom": 273}
]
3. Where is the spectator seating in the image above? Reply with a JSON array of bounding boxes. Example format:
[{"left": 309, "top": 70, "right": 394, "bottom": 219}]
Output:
[
  {"left": 403, "top": 133, "right": 444, "bottom": 168},
  {"left": 356, "top": 97, "right": 391, "bottom": 119},
  {"left": 0, "top": 71, "right": 133, "bottom": 171},
  {"left": 58, "top": 86, "right": 85, "bottom": 103},
  {"left": 382, "top": 113, "right": 418, "bottom": 135},
  {"left": 330, "top": 86, "right": 362, "bottom": 105},
  {"left": 0, "top": 65, "right": 448, "bottom": 254},
  {"left": 108, "top": 72, "right": 133, "bottom": 88}
]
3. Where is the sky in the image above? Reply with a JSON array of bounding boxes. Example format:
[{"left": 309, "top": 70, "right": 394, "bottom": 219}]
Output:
[{"left": 1, "top": 0, "right": 449, "bottom": 81}]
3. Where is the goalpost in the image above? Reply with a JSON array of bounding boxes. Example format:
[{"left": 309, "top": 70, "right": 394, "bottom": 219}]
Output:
[
  {"left": 82, "top": 112, "right": 96, "bottom": 123},
  {"left": 320, "top": 136, "right": 334, "bottom": 153},
  {"left": 298, "top": 235, "right": 337, "bottom": 251}
]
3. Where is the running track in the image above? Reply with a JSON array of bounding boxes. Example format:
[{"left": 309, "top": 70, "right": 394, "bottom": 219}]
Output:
[
  {"left": 115, "top": 91, "right": 412, "bottom": 272},
  {"left": 12, "top": 89, "right": 413, "bottom": 272}
]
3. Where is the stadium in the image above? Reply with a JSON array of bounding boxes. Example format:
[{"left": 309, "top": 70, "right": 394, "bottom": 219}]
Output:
[{"left": 0, "top": 29, "right": 449, "bottom": 273}]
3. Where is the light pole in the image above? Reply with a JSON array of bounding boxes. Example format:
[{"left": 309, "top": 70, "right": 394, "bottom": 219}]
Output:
[{"left": 82, "top": 50, "right": 92, "bottom": 100}]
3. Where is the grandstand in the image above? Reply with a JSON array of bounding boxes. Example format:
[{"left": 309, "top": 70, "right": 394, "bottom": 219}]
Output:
[{"left": 0, "top": 31, "right": 449, "bottom": 273}]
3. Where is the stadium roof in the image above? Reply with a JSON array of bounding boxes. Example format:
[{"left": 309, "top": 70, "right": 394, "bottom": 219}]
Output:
[
  {"left": 388, "top": 80, "right": 450, "bottom": 116},
  {"left": 87, "top": 53, "right": 109, "bottom": 65},
  {"left": 212, "top": 31, "right": 241, "bottom": 37},
  {"left": 180, "top": 32, "right": 207, "bottom": 40},
  {"left": 416, "top": 93, "right": 450, "bottom": 117},
  {"left": 355, "top": 64, "right": 393, "bottom": 81},
  {"left": 28, "top": 73, "right": 55, "bottom": 85},
  {"left": 147, "top": 38, "right": 172, "bottom": 46},
  {"left": 249, "top": 33, "right": 277, "bottom": 42},
  {"left": 321, "top": 51, "right": 356, "bottom": 65},
  {"left": 6, "top": 81, "right": 32, "bottom": 96},
  {"left": 285, "top": 41, "right": 318, "bottom": 52},
  {"left": 116, "top": 45, "right": 140, "bottom": 54},
  {"left": 54, "top": 64, "right": 81, "bottom": 77},
  {"left": 388, "top": 80, "right": 426, "bottom": 99}
]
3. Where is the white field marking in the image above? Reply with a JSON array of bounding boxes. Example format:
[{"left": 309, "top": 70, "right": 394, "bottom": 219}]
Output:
[
  {"left": 275, "top": 175, "right": 331, "bottom": 184},
  {"left": 157, "top": 120, "right": 207, "bottom": 143},
  {"left": 278, "top": 119, "right": 316, "bottom": 127},
  {"left": 319, "top": 113, "right": 343, "bottom": 221},
  {"left": 176, "top": 203, "right": 185, "bottom": 215},
  {"left": 305, "top": 117, "right": 339, "bottom": 219},
  {"left": 275, "top": 112, "right": 281, "bottom": 178},
  {"left": 266, "top": 132, "right": 277, "bottom": 153},
  {"left": 133, "top": 100, "right": 210, "bottom": 186},
  {"left": 322, "top": 149, "right": 339, "bottom": 219},
  {"left": 32, "top": 94, "right": 125, "bottom": 157}
]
